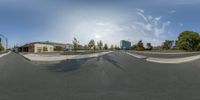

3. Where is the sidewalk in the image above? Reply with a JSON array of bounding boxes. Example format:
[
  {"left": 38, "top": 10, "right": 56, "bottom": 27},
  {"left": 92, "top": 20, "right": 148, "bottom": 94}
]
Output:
[
  {"left": 128, "top": 51, "right": 200, "bottom": 58},
  {"left": 126, "top": 51, "right": 200, "bottom": 64},
  {"left": 129, "top": 50, "right": 200, "bottom": 54},
  {"left": 20, "top": 51, "right": 113, "bottom": 62},
  {"left": 0, "top": 51, "right": 11, "bottom": 58},
  {"left": 146, "top": 55, "right": 200, "bottom": 64}
]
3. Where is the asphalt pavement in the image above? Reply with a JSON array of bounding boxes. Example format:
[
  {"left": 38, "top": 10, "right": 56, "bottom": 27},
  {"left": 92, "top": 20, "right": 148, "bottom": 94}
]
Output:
[{"left": 1, "top": 52, "right": 200, "bottom": 100}]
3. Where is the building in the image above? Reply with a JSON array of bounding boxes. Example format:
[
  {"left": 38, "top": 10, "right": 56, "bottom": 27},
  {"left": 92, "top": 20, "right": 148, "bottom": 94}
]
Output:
[
  {"left": 18, "top": 41, "right": 67, "bottom": 53},
  {"left": 120, "top": 40, "right": 131, "bottom": 50},
  {"left": 65, "top": 43, "right": 73, "bottom": 51}
]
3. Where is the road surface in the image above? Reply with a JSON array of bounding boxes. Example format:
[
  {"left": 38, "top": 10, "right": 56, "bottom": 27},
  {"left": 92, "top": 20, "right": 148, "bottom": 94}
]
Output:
[{"left": 0, "top": 52, "right": 200, "bottom": 100}]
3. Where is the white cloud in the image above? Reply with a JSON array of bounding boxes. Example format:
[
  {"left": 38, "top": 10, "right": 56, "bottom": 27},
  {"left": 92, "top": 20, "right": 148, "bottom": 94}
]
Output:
[
  {"left": 96, "top": 22, "right": 108, "bottom": 26},
  {"left": 137, "top": 8, "right": 144, "bottom": 13},
  {"left": 179, "top": 23, "right": 183, "bottom": 27},
  {"left": 169, "top": 10, "right": 176, "bottom": 14},
  {"left": 135, "top": 22, "right": 152, "bottom": 31},
  {"left": 155, "top": 16, "right": 162, "bottom": 21},
  {"left": 135, "top": 9, "right": 171, "bottom": 38},
  {"left": 137, "top": 12, "right": 148, "bottom": 23},
  {"left": 41, "top": 8, "right": 172, "bottom": 46},
  {"left": 148, "top": 16, "right": 153, "bottom": 20}
]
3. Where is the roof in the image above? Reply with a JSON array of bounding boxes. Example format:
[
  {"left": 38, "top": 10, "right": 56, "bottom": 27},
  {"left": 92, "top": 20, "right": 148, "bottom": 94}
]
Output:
[{"left": 21, "top": 41, "right": 67, "bottom": 47}]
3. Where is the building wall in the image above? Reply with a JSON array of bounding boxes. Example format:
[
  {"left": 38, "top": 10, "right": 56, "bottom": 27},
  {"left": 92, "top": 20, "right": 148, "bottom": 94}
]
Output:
[
  {"left": 34, "top": 44, "right": 54, "bottom": 53},
  {"left": 28, "top": 45, "right": 34, "bottom": 52},
  {"left": 120, "top": 40, "right": 131, "bottom": 50},
  {"left": 66, "top": 44, "right": 73, "bottom": 50}
]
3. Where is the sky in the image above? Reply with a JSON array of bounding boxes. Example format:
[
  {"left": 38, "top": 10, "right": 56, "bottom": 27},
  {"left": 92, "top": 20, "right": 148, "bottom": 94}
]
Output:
[{"left": 1, "top": 0, "right": 200, "bottom": 47}]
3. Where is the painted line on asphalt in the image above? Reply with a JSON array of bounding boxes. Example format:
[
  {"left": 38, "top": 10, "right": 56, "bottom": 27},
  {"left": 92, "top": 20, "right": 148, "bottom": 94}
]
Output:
[{"left": 126, "top": 52, "right": 147, "bottom": 59}]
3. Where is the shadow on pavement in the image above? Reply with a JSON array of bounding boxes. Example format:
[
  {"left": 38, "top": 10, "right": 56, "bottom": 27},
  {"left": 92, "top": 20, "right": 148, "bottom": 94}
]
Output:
[
  {"left": 43, "top": 53, "right": 119, "bottom": 72},
  {"left": 46, "top": 58, "right": 94, "bottom": 72},
  {"left": 101, "top": 54, "right": 125, "bottom": 71}
]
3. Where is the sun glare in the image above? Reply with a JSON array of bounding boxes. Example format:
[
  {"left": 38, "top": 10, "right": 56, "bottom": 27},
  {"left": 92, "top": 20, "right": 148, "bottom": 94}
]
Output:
[{"left": 94, "top": 34, "right": 101, "bottom": 39}]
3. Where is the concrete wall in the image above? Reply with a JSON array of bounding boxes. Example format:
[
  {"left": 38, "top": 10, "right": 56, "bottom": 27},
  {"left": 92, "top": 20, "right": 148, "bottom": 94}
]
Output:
[{"left": 34, "top": 44, "right": 54, "bottom": 53}]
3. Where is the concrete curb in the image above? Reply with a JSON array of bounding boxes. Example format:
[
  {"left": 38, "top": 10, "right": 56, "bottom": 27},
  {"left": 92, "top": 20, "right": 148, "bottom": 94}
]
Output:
[
  {"left": 126, "top": 52, "right": 147, "bottom": 59},
  {"left": 127, "top": 51, "right": 200, "bottom": 64},
  {"left": 0, "top": 51, "right": 11, "bottom": 58},
  {"left": 66, "top": 51, "right": 113, "bottom": 60},
  {"left": 146, "top": 55, "right": 200, "bottom": 64},
  {"left": 129, "top": 50, "right": 200, "bottom": 55},
  {"left": 19, "top": 51, "right": 113, "bottom": 62},
  {"left": 18, "top": 52, "right": 32, "bottom": 61}
]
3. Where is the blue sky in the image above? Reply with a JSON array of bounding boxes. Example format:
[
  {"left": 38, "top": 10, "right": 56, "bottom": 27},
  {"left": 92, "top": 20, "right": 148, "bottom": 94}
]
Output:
[{"left": 1, "top": 0, "right": 200, "bottom": 47}]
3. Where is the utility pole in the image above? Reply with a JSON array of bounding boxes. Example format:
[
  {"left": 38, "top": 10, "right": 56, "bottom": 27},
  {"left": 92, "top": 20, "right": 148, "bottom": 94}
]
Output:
[{"left": 0, "top": 34, "right": 8, "bottom": 49}]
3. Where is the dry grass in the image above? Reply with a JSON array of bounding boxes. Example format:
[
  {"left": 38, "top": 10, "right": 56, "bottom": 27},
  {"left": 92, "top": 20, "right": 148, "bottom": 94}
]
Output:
[{"left": 0, "top": 50, "right": 9, "bottom": 54}]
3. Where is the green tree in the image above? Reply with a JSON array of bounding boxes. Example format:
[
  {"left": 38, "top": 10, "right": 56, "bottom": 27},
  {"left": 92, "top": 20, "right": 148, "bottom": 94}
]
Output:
[
  {"left": 162, "top": 40, "right": 174, "bottom": 50},
  {"left": 94, "top": 45, "right": 97, "bottom": 51},
  {"left": 0, "top": 38, "right": 4, "bottom": 51},
  {"left": 131, "top": 45, "right": 137, "bottom": 50},
  {"left": 177, "top": 31, "right": 200, "bottom": 51},
  {"left": 104, "top": 43, "right": 108, "bottom": 50},
  {"left": 146, "top": 43, "right": 153, "bottom": 50},
  {"left": 88, "top": 40, "right": 95, "bottom": 51},
  {"left": 110, "top": 44, "right": 114, "bottom": 50},
  {"left": 114, "top": 45, "right": 120, "bottom": 50},
  {"left": 197, "top": 43, "right": 200, "bottom": 51},
  {"left": 83, "top": 45, "right": 89, "bottom": 50},
  {"left": 54, "top": 46, "right": 64, "bottom": 51},
  {"left": 0, "top": 43, "right": 4, "bottom": 51},
  {"left": 136, "top": 40, "right": 145, "bottom": 51},
  {"left": 72, "top": 38, "right": 79, "bottom": 51},
  {"left": 97, "top": 40, "right": 103, "bottom": 50},
  {"left": 173, "top": 40, "right": 178, "bottom": 49}
]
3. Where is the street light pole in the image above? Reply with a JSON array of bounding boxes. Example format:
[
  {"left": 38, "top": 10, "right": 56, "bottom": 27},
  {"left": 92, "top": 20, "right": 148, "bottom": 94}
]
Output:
[{"left": 0, "top": 34, "right": 8, "bottom": 49}]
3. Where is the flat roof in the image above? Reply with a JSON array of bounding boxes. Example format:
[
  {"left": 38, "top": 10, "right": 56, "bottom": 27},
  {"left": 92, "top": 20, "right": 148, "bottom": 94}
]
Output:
[{"left": 21, "top": 41, "right": 67, "bottom": 47}]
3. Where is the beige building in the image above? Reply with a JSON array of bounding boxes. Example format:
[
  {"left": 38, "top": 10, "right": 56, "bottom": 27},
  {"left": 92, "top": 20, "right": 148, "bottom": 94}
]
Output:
[{"left": 18, "top": 41, "right": 66, "bottom": 53}]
